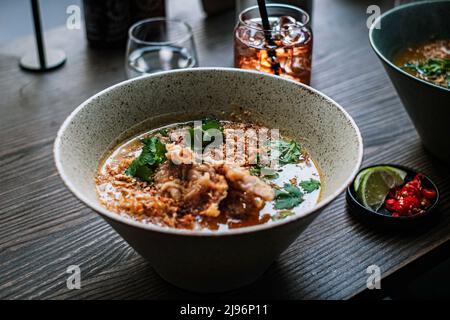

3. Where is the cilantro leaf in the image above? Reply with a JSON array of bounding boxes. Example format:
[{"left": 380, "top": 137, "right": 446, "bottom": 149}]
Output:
[
  {"left": 125, "top": 137, "right": 167, "bottom": 182},
  {"left": 299, "top": 178, "right": 321, "bottom": 193},
  {"left": 157, "top": 129, "right": 169, "bottom": 137},
  {"left": 260, "top": 167, "right": 279, "bottom": 179},
  {"left": 188, "top": 118, "right": 223, "bottom": 151},
  {"left": 271, "top": 139, "right": 302, "bottom": 165},
  {"left": 250, "top": 157, "right": 279, "bottom": 179},
  {"left": 202, "top": 118, "right": 223, "bottom": 135},
  {"left": 274, "top": 183, "right": 304, "bottom": 210},
  {"left": 272, "top": 210, "right": 295, "bottom": 221},
  {"left": 402, "top": 58, "right": 450, "bottom": 88},
  {"left": 125, "top": 162, "right": 154, "bottom": 182},
  {"left": 249, "top": 166, "right": 260, "bottom": 176},
  {"left": 140, "top": 137, "right": 166, "bottom": 164},
  {"left": 250, "top": 166, "right": 279, "bottom": 179}
]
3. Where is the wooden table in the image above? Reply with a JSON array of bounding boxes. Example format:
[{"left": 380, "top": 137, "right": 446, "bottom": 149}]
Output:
[{"left": 0, "top": 0, "right": 449, "bottom": 300}]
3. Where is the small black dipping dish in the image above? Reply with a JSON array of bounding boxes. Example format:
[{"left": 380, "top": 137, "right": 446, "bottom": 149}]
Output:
[{"left": 346, "top": 164, "right": 440, "bottom": 230}]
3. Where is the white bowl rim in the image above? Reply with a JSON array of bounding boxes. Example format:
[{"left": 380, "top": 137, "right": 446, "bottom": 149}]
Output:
[
  {"left": 368, "top": 0, "right": 450, "bottom": 93},
  {"left": 54, "top": 67, "right": 363, "bottom": 237}
]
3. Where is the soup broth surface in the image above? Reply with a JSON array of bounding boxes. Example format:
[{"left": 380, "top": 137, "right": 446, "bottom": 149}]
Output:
[
  {"left": 96, "top": 120, "right": 322, "bottom": 231},
  {"left": 394, "top": 40, "right": 450, "bottom": 88}
]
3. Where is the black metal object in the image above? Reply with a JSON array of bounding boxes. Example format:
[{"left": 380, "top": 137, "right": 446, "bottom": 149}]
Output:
[{"left": 20, "top": 0, "right": 66, "bottom": 72}]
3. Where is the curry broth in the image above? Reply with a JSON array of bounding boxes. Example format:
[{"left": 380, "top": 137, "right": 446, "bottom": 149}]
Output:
[
  {"left": 394, "top": 40, "right": 450, "bottom": 88},
  {"left": 96, "top": 121, "right": 322, "bottom": 231}
]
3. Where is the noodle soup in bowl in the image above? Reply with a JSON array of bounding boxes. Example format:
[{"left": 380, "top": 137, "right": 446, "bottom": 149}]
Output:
[
  {"left": 54, "top": 68, "right": 363, "bottom": 292},
  {"left": 369, "top": 1, "right": 450, "bottom": 164}
]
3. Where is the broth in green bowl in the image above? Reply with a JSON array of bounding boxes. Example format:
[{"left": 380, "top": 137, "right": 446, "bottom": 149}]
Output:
[
  {"left": 394, "top": 40, "right": 450, "bottom": 89},
  {"left": 369, "top": 0, "right": 450, "bottom": 164}
]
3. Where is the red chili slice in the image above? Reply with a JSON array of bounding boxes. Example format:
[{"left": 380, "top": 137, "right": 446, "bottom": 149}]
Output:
[
  {"left": 421, "top": 188, "right": 437, "bottom": 200},
  {"left": 383, "top": 172, "right": 435, "bottom": 217},
  {"left": 385, "top": 198, "right": 397, "bottom": 211},
  {"left": 403, "top": 196, "right": 420, "bottom": 210}
]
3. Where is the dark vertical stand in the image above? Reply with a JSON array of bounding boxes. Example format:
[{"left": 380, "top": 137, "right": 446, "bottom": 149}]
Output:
[{"left": 20, "top": 0, "right": 66, "bottom": 72}]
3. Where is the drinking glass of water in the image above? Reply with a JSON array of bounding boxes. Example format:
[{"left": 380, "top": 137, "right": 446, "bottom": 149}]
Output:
[{"left": 126, "top": 18, "right": 198, "bottom": 78}]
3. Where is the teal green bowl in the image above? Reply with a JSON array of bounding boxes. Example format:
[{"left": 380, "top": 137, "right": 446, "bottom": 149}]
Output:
[{"left": 369, "top": 1, "right": 450, "bottom": 165}]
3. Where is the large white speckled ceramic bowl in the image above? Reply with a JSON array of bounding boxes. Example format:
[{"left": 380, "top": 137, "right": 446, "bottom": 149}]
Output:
[{"left": 54, "top": 68, "right": 363, "bottom": 292}]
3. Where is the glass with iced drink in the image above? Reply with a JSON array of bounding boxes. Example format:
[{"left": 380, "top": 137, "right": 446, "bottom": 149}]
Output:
[{"left": 234, "top": 4, "right": 312, "bottom": 84}]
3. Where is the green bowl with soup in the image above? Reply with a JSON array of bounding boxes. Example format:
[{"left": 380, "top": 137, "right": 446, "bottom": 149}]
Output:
[{"left": 369, "top": 0, "right": 450, "bottom": 165}]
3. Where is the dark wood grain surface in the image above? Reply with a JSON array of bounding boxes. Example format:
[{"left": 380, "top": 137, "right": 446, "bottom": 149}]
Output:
[{"left": 0, "top": 0, "right": 449, "bottom": 300}]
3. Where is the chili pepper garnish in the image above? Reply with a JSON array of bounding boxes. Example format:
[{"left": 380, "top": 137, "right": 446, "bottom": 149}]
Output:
[
  {"left": 385, "top": 198, "right": 397, "bottom": 212},
  {"left": 384, "top": 173, "right": 436, "bottom": 217},
  {"left": 422, "top": 188, "right": 437, "bottom": 200}
]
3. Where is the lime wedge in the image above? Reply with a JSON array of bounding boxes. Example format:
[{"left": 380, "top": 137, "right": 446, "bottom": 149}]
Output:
[
  {"left": 355, "top": 166, "right": 407, "bottom": 211},
  {"left": 354, "top": 170, "right": 368, "bottom": 192}
]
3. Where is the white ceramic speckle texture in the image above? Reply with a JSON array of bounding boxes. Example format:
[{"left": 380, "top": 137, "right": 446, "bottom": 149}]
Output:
[{"left": 55, "top": 68, "right": 363, "bottom": 292}]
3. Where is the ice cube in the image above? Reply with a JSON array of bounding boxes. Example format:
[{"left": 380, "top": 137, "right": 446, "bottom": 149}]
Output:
[
  {"left": 246, "top": 19, "right": 263, "bottom": 30},
  {"left": 271, "top": 16, "right": 300, "bottom": 45},
  {"left": 278, "top": 15, "right": 297, "bottom": 29},
  {"left": 281, "top": 25, "right": 305, "bottom": 46},
  {"left": 269, "top": 17, "right": 281, "bottom": 32},
  {"left": 238, "top": 20, "right": 267, "bottom": 48}
]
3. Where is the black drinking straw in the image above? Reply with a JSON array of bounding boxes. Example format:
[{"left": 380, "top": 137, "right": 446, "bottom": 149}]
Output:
[{"left": 256, "top": 0, "right": 281, "bottom": 75}]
